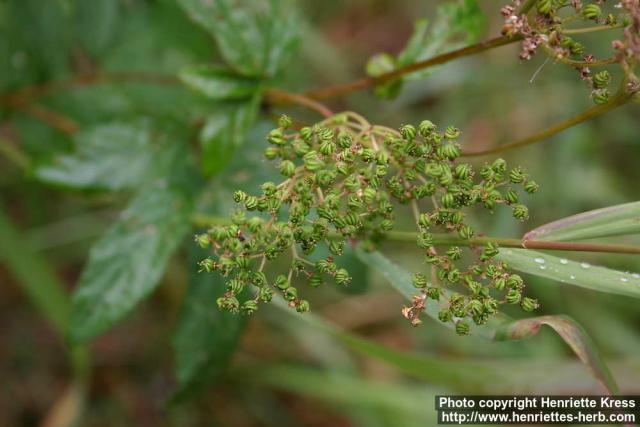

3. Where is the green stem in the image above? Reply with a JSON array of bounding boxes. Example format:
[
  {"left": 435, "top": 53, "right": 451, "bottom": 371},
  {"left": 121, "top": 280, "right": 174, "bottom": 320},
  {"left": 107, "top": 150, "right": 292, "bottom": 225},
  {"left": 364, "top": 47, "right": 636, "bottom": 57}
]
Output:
[
  {"left": 191, "top": 215, "right": 640, "bottom": 255},
  {"left": 563, "top": 23, "right": 625, "bottom": 34},
  {"left": 0, "top": 138, "right": 31, "bottom": 172},
  {"left": 518, "top": 0, "right": 537, "bottom": 14},
  {"left": 384, "top": 231, "right": 640, "bottom": 255},
  {"left": 461, "top": 89, "right": 632, "bottom": 157}
]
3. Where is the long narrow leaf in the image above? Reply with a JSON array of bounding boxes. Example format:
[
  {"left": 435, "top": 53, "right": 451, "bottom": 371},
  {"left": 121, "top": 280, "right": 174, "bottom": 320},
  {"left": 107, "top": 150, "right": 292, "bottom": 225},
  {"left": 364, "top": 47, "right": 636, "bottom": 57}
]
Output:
[
  {"left": 498, "top": 248, "right": 640, "bottom": 298},
  {"left": 525, "top": 201, "right": 640, "bottom": 241},
  {"left": 494, "top": 315, "right": 619, "bottom": 394}
]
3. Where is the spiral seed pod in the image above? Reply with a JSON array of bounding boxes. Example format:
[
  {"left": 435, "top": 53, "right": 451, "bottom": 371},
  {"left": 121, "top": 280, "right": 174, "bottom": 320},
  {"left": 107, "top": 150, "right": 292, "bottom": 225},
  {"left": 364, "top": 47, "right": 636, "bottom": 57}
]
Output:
[
  {"left": 537, "top": 0, "right": 553, "bottom": 15},
  {"left": 592, "top": 88, "right": 610, "bottom": 105},
  {"left": 444, "top": 126, "right": 461, "bottom": 140},
  {"left": 267, "top": 129, "right": 286, "bottom": 145},
  {"left": 582, "top": 4, "right": 601, "bottom": 20},
  {"left": 400, "top": 124, "right": 416, "bottom": 141},
  {"left": 296, "top": 300, "right": 310, "bottom": 313},
  {"left": 593, "top": 71, "right": 611, "bottom": 89},
  {"left": 455, "top": 320, "right": 470, "bottom": 336},
  {"left": 521, "top": 297, "right": 539, "bottom": 312},
  {"left": 242, "top": 300, "right": 258, "bottom": 315},
  {"left": 512, "top": 204, "right": 530, "bottom": 220}
]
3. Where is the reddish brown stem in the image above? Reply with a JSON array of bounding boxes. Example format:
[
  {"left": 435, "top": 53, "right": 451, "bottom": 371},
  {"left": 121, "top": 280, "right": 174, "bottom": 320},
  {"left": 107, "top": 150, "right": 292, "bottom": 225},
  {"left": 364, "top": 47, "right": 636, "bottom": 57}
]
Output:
[{"left": 303, "top": 35, "right": 522, "bottom": 101}]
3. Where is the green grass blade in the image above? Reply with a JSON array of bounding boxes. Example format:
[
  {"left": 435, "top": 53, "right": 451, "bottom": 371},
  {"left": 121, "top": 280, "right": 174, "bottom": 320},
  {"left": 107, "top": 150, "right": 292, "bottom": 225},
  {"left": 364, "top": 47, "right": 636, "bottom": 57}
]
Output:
[
  {"left": 0, "top": 207, "right": 71, "bottom": 332},
  {"left": 525, "top": 201, "right": 640, "bottom": 241},
  {"left": 498, "top": 248, "right": 640, "bottom": 298}
]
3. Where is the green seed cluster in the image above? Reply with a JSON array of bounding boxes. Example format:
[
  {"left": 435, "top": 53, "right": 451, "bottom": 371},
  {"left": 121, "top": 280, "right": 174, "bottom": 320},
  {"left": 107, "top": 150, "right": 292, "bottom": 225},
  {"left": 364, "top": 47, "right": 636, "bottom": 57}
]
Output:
[
  {"left": 502, "top": 0, "right": 635, "bottom": 105},
  {"left": 195, "top": 113, "right": 539, "bottom": 334}
]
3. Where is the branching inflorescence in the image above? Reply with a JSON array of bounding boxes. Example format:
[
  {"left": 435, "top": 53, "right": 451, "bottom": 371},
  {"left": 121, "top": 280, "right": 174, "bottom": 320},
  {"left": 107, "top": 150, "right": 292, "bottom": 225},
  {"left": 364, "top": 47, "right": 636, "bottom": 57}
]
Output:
[
  {"left": 501, "top": 0, "right": 640, "bottom": 105},
  {"left": 195, "top": 113, "right": 540, "bottom": 334}
]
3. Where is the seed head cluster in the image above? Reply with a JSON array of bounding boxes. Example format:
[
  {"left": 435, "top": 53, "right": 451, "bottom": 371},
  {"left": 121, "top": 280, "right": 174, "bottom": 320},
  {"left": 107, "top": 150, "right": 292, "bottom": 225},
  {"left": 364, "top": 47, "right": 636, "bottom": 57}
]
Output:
[{"left": 195, "top": 113, "right": 539, "bottom": 334}]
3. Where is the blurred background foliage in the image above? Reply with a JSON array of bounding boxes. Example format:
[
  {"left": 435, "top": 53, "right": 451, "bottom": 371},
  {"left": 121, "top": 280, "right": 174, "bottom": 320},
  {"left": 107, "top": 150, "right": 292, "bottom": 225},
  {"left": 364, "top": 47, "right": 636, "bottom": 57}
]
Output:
[{"left": 1, "top": 0, "right": 639, "bottom": 426}]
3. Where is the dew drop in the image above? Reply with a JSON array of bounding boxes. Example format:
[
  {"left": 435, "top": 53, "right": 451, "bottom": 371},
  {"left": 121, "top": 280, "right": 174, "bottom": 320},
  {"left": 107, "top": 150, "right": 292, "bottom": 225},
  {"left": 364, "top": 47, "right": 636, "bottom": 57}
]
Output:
[
  {"left": 570, "top": 275, "right": 576, "bottom": 280},
  {"left": 621, "top": 277, "right": 629, "bottom": 283},
  {"left": 539, "top": 265, "right": 547, "bottom": 270},
  {"left": 580, "top": 262, "right": 591, "bottom": 269},
  {"left": 534, "top": 257, "right": 546, "bottom": 264},
  {"left": 559, "top": 258, "right": 568, "bottom": 265},
  {"left": 633, "top": 273, "right": 640, "bottom": 279}
]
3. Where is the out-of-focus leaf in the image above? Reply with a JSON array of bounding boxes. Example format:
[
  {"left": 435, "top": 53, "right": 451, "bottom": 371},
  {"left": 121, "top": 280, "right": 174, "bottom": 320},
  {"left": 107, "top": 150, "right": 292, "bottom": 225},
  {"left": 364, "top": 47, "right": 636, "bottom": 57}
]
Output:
[
  {"left": 179, "top": 65, "right": 261, "bottom": 100},
  {"left": 199, "top": 94, "right": 261, "bottom": 176},
  {"left": 356, "top": 249, "right": 619, "bottom": 394},
  {"left": 396, "top": 19, "right": 430, "bottom": 67},
  {"left": 0, "top": 206, "right": 89, "bottom": 424},
  {"left": 0, "top": 205, "right": 71, "bottom": 333},
  {"left": 248, "top": 364, "right": 435, "bottom": 422},
  {"left": 336, "top": 246, "right": 369, "bottom": 295},
  {"left": 365, "top": 53, "right": 402, "bottom": 99},
  {"left": 498, "top": 248, "right": 640, "bottom": 299},
  {"left": 171, "top": 246, "right": 246, "bottom": 400},
  {"left": 74, "top": 0, "right": 120, "bottom": 57},
  {"left": 273, "top": 298, "right": 632, "bottom": 394},
  {"left": 524, "top": 202, "right": 640, "bottom": 241},
  {"left": 176, "top": 0, "right": 299, "bottom": 77},
  {"left": 4, "top": 0, "right": 72, "bottom": 77},
  {"left": 403, "top": 0, "right": 484, "bottom": 73},
  {"left": 494, "top": 315, "right": 619, "bottom": 394},
  {"left": 69, "top": 182, "right": 193, "bottom": 342},
  {"left": 36, "top": 119, "right": 186, "bottom": 191},
  {"left": 367, "top": 0, "right": 484, "bottom": 98}
]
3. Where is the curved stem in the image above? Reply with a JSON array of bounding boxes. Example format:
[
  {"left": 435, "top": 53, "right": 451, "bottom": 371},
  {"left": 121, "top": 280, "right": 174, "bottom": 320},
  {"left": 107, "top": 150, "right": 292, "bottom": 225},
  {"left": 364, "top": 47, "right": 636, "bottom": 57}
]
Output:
[
  {"left": 263, "top": 88, "right": 333, "bottom": 118},
  {"left": 461, "top": 90, "right": 632, "bottom": 157}
]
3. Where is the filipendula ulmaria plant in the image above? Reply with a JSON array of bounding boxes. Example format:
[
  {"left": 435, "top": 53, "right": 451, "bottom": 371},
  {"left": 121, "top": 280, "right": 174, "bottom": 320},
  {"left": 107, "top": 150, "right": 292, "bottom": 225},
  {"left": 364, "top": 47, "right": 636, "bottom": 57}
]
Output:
[{"left": 195, "top": 112, "right": 540, "bottom": 334}]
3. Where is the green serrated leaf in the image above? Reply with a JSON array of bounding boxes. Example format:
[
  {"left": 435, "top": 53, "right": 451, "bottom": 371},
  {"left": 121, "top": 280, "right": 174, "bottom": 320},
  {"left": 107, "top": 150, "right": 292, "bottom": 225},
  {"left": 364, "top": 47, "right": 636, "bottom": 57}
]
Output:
[
  {"left": 68, "top": 182, "right": 193, "bottom": 342},
  {"left": 179, "top": 65, "right": 261, "bottom": 100},
  {"left": 355, "top": 249, "right": 619, "bottom": 394},
  {"left": 171, "top": 247, "right": 246, "bottom": 400},
  {"left": 36, "top": 119, "right": 188, "bottom": 191},
  {"left": 525, "top": 201, "right": 640, "bottom": 241},
  {"left": 199, "top": 94, "right": 261, "bottom": 176},
  {"left": 498, "top": 248, "right": 640, "bottom": 299},
  {"left": 176, "top": 0, "right": 299, "bottom": 77}
]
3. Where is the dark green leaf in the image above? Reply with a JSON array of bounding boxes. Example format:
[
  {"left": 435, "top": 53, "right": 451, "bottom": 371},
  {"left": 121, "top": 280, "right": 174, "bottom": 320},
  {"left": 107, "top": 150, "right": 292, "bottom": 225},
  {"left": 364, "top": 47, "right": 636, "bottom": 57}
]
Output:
[
  {"left": 525, "top": 201, "right": 640, "bottom": 241},
  {"left": 171, "top": 247, "right": 246, "bottom": 400},
  {"left": 498, "top": 248, "right": 640, "bottom": 299},
  {"left": 179, "top": 65, "right": 261, "bottom": 100},
  {"left": 36, "top": 119, "right": 187, "bottom": 191},
  {"left": 199, "top": 94, "right": 261, "bottom": 176},
  {"left": 68, "top": 182, "right": 193, "bottom": 342},
  {"left": 74, "top": 0, "right": 120, "bottom": 57},
  {"left": 176, "top": 0, "right": 299, "bottom": 77},
  {"left": 0, "top": 205, "right": 71, "bottom": 334}
]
